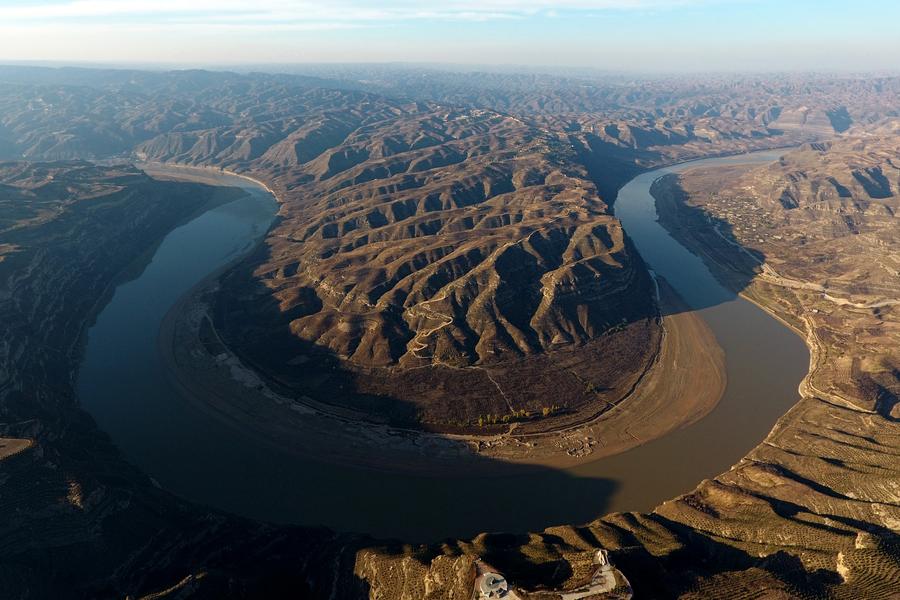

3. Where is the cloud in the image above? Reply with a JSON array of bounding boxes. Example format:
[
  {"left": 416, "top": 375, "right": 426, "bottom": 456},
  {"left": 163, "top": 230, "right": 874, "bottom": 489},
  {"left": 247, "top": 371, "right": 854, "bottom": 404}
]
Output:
[{"left": 0, "top": 0, "right": 727, "bottom": 27}]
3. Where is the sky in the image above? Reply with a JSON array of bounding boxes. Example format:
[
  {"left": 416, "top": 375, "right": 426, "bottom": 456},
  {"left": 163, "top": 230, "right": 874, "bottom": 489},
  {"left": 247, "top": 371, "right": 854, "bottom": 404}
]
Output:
[{"left": 0, "top": 0, "right": 899, "bottom": 72}]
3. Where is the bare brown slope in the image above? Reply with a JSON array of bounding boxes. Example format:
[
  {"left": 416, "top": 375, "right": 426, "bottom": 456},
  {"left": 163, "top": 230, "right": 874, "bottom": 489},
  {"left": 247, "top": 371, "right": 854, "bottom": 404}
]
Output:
[
  {"left": 347, "top": 124, "right": 900, "bottom": 600},
  {"left": 3, "top": 70, "right": 900, "bottom": 598},
  {"left": 206, "top": 107, "right": 660, "bottom": 432},
  {"left": 647, "top": 128, "right": 900, "bottom": 596}
]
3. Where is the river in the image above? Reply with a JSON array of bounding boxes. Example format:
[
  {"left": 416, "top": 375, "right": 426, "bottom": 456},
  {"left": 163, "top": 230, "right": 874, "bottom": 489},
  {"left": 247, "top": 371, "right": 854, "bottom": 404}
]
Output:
[{"left": 78, "top": 153, "right": 808, "bottom": 542}]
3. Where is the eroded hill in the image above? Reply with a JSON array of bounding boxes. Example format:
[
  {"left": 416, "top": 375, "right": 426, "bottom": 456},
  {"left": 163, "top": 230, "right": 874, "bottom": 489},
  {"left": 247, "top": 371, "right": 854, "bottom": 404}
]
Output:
[
  {"left": 2, "top": 67, "right": 900, "bottom": 599},
  {"left": 204, "top": 107, "right": 660, "bottom": 431},
  {"left": 634, "top": 126, "right": 900, "bottom": 598}
]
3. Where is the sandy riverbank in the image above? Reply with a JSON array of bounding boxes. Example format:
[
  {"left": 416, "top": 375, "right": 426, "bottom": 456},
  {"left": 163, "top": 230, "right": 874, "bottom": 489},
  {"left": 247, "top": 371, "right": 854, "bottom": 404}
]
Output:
[
  {"left": 143, "top": 160, "right": 728, "bottom": 474},
  {"left": 158, "top": 261, "right": 725, "bottom": 474},
  {"left": 0, "top": 437, "right": 33, "bottom": 461}
]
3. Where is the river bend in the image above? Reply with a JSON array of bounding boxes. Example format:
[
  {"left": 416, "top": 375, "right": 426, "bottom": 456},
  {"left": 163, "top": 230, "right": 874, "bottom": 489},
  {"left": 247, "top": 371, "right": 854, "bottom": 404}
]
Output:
[{"left": 78, "top": 154, "right": 808, "bottom": 541}]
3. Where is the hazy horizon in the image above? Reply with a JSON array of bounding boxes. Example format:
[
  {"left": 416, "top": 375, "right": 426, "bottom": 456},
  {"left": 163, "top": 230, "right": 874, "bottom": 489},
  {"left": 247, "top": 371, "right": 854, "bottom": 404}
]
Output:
[
  {"left": 2, "top": 59, "right": 899, "bottom": 79},
  {"left": 1, "top": 1, "right": 899, "bottom": 72}
]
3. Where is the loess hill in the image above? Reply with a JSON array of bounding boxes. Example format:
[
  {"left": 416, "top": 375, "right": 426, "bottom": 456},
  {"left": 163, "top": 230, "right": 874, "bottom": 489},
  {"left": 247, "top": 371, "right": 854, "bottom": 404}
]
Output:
[
  {"left": 643, "top": 125, "right": 900, "bottom": 599},
  {"left": 2, "top": 66, "right": 900, "bottom": 598},
  {"left": 659, "top": 121, "right": 900, "bottom": 420},
  {"left": 1, "top": 67, "right": 885, "bottom": 432},
  {"left": 210, "top": 108, "right": 658, "bottom": 430}
]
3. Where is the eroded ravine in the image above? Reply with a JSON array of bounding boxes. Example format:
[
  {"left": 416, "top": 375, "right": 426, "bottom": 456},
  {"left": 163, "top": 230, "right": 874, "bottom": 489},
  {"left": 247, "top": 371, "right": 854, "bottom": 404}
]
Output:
[{"left": 78, "top": 154, "right": 808, "bottom": 542}]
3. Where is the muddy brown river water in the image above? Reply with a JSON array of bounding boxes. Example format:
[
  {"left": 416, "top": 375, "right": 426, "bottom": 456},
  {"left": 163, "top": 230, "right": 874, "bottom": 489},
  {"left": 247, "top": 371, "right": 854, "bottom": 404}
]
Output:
[{"left": 78, "top": 152, "right": 808, "bottom": 542}]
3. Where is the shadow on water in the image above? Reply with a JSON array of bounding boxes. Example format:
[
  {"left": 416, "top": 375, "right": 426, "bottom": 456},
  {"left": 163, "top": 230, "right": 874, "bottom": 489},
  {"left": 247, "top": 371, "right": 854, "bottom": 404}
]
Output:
[
  {"left": 210, "top": 234, "right": 627, "bottom": 540},
  {"left": 77, "top": 180, "right": 621, "bottom": 545},
  {"left": 614, "top": 167, "right": 758, "bottom": 315},
  {"left": 578, "top": 143, "right": 791, "bottom": 315},
  {"left": 79, "top": 149, "right": 810, "bottom": 550},
  {"left": 213, "top": 235, "right": 423, "bottom": 428}
]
